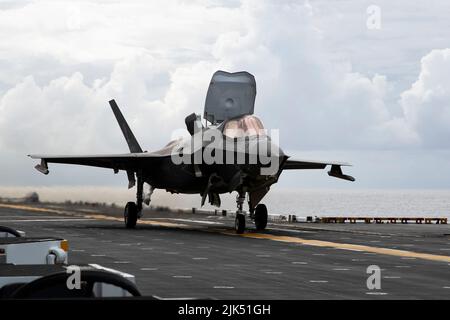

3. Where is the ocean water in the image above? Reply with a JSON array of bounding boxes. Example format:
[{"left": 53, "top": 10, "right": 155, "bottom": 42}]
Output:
[{"left": 1, "top": 186, "right": 450, "bottom": 218}]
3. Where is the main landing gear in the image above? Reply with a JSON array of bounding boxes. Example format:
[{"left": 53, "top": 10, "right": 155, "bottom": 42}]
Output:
[
  {"left": 234, "top": 193, "right": 268, "bottom": 234},
  {"left": 124, "top": 173, "right": 148, "bottom": 229},
  {"left": 254, "top": 204, "right": 268, "bottom": 231}
]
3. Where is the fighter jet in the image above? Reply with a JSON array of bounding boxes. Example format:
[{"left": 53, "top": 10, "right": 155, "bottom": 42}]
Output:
[{"left": 29, "top": 70, "right": 354, "bottom": 233}]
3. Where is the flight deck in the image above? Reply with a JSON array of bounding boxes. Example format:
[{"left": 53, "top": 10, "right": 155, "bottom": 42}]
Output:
[{"left": 0, "top": 202, "right": 449, "bottom": 299}]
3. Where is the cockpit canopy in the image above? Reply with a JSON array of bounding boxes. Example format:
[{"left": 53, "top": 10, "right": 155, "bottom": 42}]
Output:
[{"left": 222, "top": 115, "right": 265, "bottom": 138}]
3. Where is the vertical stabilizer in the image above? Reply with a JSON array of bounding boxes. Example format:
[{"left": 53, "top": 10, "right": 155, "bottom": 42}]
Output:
[{"left": 109, "top": 99, "right": 143, "bottom": 153}]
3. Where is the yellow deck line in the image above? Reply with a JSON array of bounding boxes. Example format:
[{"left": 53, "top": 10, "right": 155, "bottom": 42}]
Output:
[
  {"left": 0, "top": 203, "right": 74, "bottom": 215},
  {"left": 223, "top": 232, "right": 450, "bottom": 263},
  {"left": 0, "top": 203, "right": 187, "bottom": 228}
]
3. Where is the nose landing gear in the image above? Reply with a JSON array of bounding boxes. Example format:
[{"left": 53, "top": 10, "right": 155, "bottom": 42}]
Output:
[
  {"left": 234, "top": 193, "right": 269, "bottom": 234},
  {"left": 234, "top": 193, "right": 246, "bottom": 234}
]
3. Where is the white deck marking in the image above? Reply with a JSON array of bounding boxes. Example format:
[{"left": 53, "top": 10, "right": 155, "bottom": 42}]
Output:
[
  {"left": 192, "top": 257, "right": 208, "bottom": 260},
  {"left": 214, "top": 286, "right": 234, "bottom": 289},
  {"left": 141, "top": 268, "right": 158, "bottom": 271},
  {"left": 0, "top": 215, "right": 68, "bottom": 219},
  {"left": 173, "top": 275, "right": 192, "bottom": 278},
  {"left": 158, "top": 218, "right": 223, "bottom": 225},
  {"left": 309, "top": 280, "right": 328, "bottom": 283},
  {"left": 0, "top": 218, "right": 91, "bottom": 222},
  {"left": 292, "top": 262, "right": 308, "bottom": 265},
  {"left": 269, "top": 227, "right": 315, "bottom": 234},
  {"left": 72, "top": 249, "right": 85, "bottom": 252},
  {"left": 366, "top": 292, "right": 388, "bottom": 295},
  {"left": 383, "top": 276, "right": 401, "bottom": 279},
  {"left": 90, "top": 254, "right": 106, "bottom": 257},
  {"left": 333, "top": 268, "right": 351, "bottom": 271},
  {"left": 395, "top": 265, "right": 411, "bottom": 268},
  {"left": 141, "top": 247, "right": 154, "bottom": 250}
]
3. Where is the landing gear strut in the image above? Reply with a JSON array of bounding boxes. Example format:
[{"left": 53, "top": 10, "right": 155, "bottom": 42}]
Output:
[
  {"left": 234, "top": 193, "right": 246, "bottom": 234},
  {"left": 124, "top": 172, "right": 144, "bottom": 229}
]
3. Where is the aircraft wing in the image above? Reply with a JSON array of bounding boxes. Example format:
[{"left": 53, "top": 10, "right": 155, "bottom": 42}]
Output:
[
  {"left": 28, "top": 99, "right": 169, "bottom": 188},
  {"left": 28, "top": 153, "right": 164, "bottom": 180},
  {"left": 282, "top": 158, "right": 355, "bottom": 181}
]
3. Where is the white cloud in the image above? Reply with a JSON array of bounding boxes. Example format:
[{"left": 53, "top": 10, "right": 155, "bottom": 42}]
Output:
[
  {"left": 0, "top": 0, "right": 450, "bottom": 188},
  {"left": 400, "top": 49, "right": 450, "bottom": 147}
]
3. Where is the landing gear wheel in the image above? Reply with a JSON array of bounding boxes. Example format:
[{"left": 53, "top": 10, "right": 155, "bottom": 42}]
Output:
[
  {"left": 124, "top": 201, "right": 138, "bottom": 229},
  {"left": 235, "top": 214, "right": 245, "bottom": 234},
  {"left": 254, "top": 204, "right": 268, "bottom": 231}
]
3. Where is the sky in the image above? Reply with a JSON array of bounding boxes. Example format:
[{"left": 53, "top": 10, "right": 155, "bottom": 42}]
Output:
[{"left": 1, "top": 0, "right": 450, "bottom": 191}]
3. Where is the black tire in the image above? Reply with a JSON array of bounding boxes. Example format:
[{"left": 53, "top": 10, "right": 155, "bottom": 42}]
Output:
[
  {"left": 235, "top": 214, "right": 245, "bottom": 234},
  {"left": 10, "top": 270, "right": 141, "bottom": 299},
  {"left": 254, "top": 204, "right": 268, "bottom": 231},
  {"left": 124, "top": 201, "right": 138, "bottom": 229}
]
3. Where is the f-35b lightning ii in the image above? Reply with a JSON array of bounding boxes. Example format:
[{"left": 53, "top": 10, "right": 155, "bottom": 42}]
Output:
[{"left": 30, "top": 70, "right": 354, "bottom": 233}]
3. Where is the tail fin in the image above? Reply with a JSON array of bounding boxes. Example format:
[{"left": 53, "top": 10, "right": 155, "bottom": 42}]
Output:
[{"left": 109, "top": 99, "right": 143, "bottom": 153}]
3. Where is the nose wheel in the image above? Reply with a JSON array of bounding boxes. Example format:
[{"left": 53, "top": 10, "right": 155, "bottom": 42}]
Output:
[
  {"left": 235, "top": 214, "right": 245, "bottom": 234},
  {"left": 234, "top": 192, "right": 247, "bottom": 234}
]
